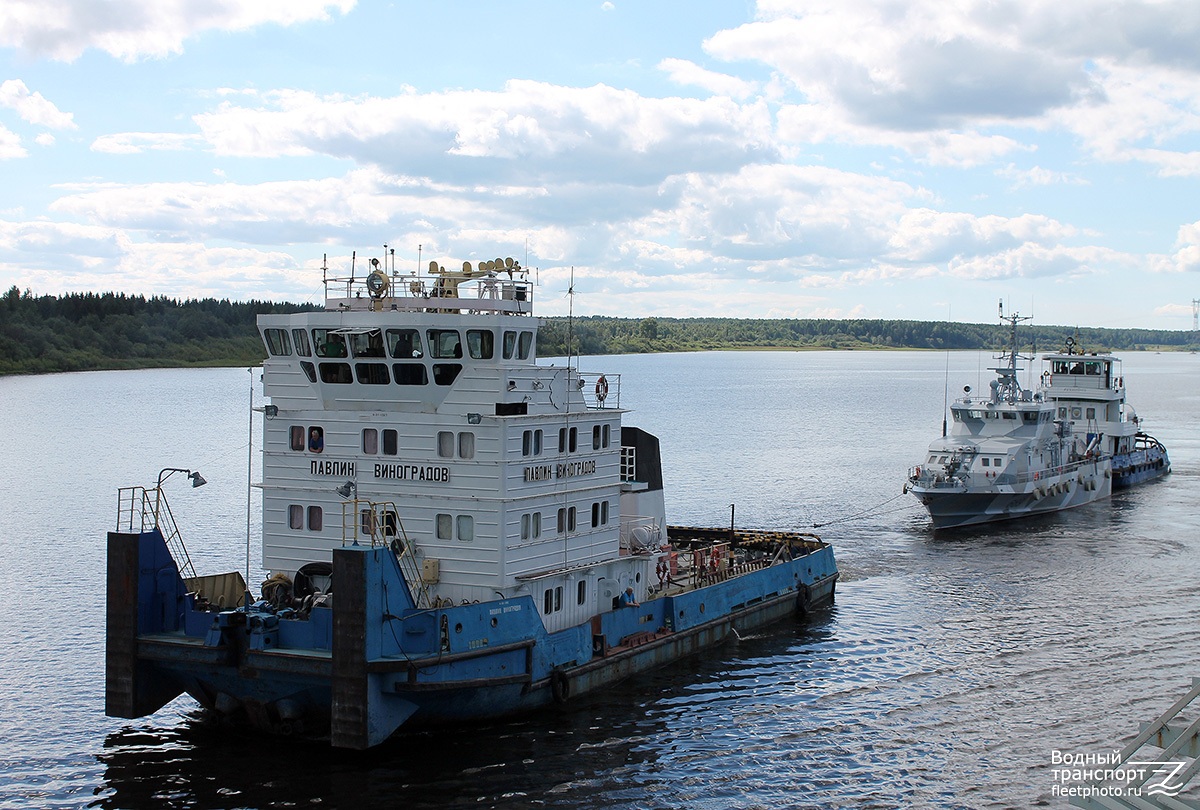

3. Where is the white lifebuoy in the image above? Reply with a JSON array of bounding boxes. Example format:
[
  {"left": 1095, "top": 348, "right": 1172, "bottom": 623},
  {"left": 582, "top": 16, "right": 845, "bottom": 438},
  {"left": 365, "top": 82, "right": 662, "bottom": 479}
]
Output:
[{"left": 595, "top": 375, "right": 609, "bottom": 402}]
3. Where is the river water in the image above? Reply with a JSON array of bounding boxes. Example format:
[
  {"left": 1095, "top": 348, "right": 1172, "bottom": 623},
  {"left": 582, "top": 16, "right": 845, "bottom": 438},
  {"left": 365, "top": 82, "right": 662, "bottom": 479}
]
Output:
[{"left": 1, "top": 350, "right": 1197, "bottom": 809}]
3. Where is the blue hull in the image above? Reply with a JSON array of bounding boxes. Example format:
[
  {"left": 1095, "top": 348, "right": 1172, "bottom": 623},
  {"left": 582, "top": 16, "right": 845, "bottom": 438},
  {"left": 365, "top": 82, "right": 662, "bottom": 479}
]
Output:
[
  {"left": 1112, "top": 436, "right": 1170, "bottom": 489},
  {"left": 107, "top": 529, "right": 837, "bottom": 748}
]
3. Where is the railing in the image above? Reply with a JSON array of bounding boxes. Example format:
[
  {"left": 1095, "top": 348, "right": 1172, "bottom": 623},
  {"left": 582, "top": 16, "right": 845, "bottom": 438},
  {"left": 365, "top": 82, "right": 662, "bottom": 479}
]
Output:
[
  {"left": 339, "top": 498, "right": 431, "bottom": 609},
  {"left": 576, "top": 371, "right": 621, "bottom": 409},
  {"left": 115, "top": 486, "right": 197, "bottom": 580},
  {"left": 909, "top": 455, "right": 1108, "bottom": 491}
]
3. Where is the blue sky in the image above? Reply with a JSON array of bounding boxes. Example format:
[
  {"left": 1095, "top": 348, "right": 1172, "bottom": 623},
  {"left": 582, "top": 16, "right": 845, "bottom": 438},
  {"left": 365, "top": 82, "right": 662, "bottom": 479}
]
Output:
[{"left": 2, "top": 0, "right": 1199, "bottom": 329}]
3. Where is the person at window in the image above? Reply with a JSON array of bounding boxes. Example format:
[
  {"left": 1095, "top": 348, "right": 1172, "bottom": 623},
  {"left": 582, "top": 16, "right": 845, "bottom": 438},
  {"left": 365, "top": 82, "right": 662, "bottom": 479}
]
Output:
[
  {"left": 309, "top": 428, "right": 324, "bottom": 453},
  {"left": 619, "top": 587, "right": 639, "bottom": 608}
]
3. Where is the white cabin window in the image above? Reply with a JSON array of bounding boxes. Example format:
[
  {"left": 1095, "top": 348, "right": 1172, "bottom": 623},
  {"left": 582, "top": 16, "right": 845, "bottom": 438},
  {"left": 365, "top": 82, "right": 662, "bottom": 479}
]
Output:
[
  {"left": 383, "top": 429, "right": 398, "bottom": 456},
  {"left": 981, "top": 458, "right": 990, "bottom": 467},
  {"left": 308, "top": 426, "right": 324, "bottom": 453},
  {"left": 457, "top": 515, "right": 474, "bottom": 542},
  {"left": 290, "top": 425, "right": 306, "bottom": 451},
  {"left": 363, "top": 428, "right": 378, "bottom": 455},
  {"left": 591, "top": 501, "right": 609, "bottom": 527},
  {"left": 1086, "top": 407, "right": 1096, "bottom": 419},
  {"left": 558, "top": 506, "right": 577, "bottom": 533},
  {"left": 993, "top": 457, "right": 1002, "bottom": 466},
  {"left": 307, "top": 506, "right": 323, "bottom": 531},
  {"left": 522, "top": 429, "right": 544, "bottom": 456},
  {"left": 577, "top": 580, "right": 587, "bottom": 605},
  {"left": 559, "top": 427, "right": 577, "bottom": 453},
  {"left": 288, "top": 504, "right": 303, "bottom": 530},
  {"left": 521, "top": 512, "right": 542, "bottom": 540},
  {"left": 543, "top": 586, "right": 564, "bottom": 615},
  {"left": 437, "top": 431, "right": 454, "bottom": 458},
  {"left": 436, "top": 513, "right": 452, "bottom": 540},
  {"left": 458, "top": 432, "right": 475, "bottom": 459}
]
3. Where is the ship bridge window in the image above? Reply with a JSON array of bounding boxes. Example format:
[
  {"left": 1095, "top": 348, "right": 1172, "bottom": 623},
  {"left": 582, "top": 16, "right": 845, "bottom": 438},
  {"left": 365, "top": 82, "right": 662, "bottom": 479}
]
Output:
[
  {"left": 433, "top": 363, "right": 463, "bottom": 385},
  {"left": 292, "top": 328, "right": 312, "bottom": 357},
  {"left": 350, "top": 330, "right": 385, "bottom": 358},
  {"left": 387, "top": 329, "right": 423, "bottom": 359},
  {"left": 393, "top": 363, "right": 428, "bottom": 385},
  {"left": 355, "top": 363, "right": 390, "bottom": 385},
  {"left": 312, "top": 329, "right": 347, "bottom": 358},
  {"left": 518, "top": 331, "right": 533, "bottom": 360},
  {"left": 427, "top": 329, "right": 463, "bottom": 359},
  {"left": 503, "top": 331, "right": 517, "bottom": 359},
  {"left": 264, "top": 328, "right": 292, "bottom": 356},
  {"left": 467, "top": 329, "right": 494, "bottom": 360},
  {"left": 1023, "top": 412, "right": 1038, "bottom": 422},
  {"left": 300, "top": 361, "right": 317, "bottom": 382},
  {"left": 1086, "top": 362, "right": 1102, "bottom": 376},
  {"left": 1053, "top": 360, "right": 1070, "bottom": 374},
  {"left": 319, "top": 362, "right": 353, "bottom": 384},
  {"left": 1002, "top": 412, "right": 1016, "bottom": 420}
]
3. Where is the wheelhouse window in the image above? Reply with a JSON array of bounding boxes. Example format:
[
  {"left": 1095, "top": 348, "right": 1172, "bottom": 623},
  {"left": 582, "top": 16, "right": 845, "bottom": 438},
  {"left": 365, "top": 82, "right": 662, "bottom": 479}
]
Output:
[
  {"left": 355, "top": 363, "right": 390, "bottom": 384},
  {"left": 503, "top": 331, "right": 517, "bottom": 359},
  {"left": 466, "top": 329, "right": 494, "bottom": 359},
  {"left": 427, "top": 329, "right": 463, "bottom": 359},
  {"left": 393, "top": 363, "right": 428, "bottom": 385},
  {"left": 350, "top": 330, "right": 385, "bottom": 358},
  {"left": 264, "top": 328, "right": 291, "bottom": 356},
  {"left": 387, "top": 329, "right": 423, "bottom": 359},
  {"left": 312, "top": 329, "right": 347, "bottom": 358},
  {"left": 518, "top": 331, "right": 533, "bottom": 359},
  {"left": 318, "top": 362, "right": 353, "bottom": 384},
  {"left": 433, "top": 364, "right": 462, "bottom": 386},
  {"left": 292, "top": 328, "right": 312, "bottom": 357},
  {"left": 300, "top": 362, "right": 317, "bottom": 382}
]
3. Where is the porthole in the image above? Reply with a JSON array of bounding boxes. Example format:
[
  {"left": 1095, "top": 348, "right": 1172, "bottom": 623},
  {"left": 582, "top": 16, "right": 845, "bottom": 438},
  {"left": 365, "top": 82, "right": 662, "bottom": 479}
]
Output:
[{"left": 455, "top": 623, "right": 463, "bottom": 634}]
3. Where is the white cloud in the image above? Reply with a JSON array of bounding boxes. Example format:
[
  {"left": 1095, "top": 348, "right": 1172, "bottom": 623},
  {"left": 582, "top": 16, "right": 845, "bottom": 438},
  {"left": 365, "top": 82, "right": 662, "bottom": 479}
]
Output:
[
  {"left": 91, "top": 132, "right": 203, "bottom": 154},
  {"left": 0, "top": 123, "right": 24, "bottom": 158},
  {"left": 189, "top": 81, "right": 779, "bottom": 185},
  {"left": 658, "top": 58, "right": 759, "bottom": 99},
  {"left": 0, "top": 79, "right": 75, "bottom": 129},
  {"left": 0, "top": 0, "right": 356, "bottom": 62}
]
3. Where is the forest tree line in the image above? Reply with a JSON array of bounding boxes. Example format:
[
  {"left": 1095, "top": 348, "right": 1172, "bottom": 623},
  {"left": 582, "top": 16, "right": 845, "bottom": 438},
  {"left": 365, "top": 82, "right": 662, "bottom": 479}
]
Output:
[{"left": 1, "top": 286, "right": 1195, "bottom": 376}]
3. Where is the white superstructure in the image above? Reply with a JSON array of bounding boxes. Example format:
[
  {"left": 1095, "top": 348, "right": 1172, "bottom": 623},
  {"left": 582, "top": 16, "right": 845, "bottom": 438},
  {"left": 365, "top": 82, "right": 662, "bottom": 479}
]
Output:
[{"left": 256, "top": 254, "right": 664, "bottom": 631}]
